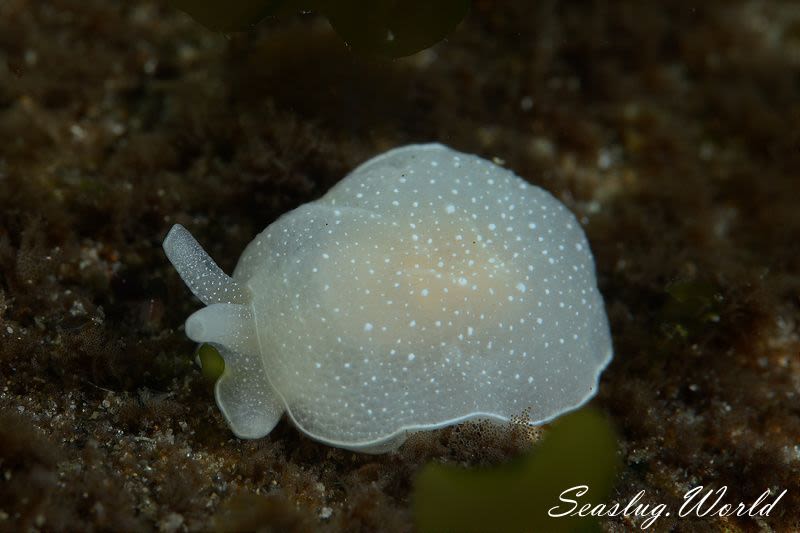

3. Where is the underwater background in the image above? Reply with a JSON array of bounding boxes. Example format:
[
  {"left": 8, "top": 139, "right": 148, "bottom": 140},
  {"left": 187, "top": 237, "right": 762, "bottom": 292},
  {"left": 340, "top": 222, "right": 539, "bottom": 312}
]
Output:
[{"left": 0, "top": 0, "right": 798, "bottom": 531}]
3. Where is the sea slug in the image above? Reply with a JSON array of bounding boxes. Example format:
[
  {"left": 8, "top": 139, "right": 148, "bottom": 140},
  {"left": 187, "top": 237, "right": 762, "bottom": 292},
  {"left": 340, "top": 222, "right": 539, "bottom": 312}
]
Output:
[{"left": 163, "top": 143, "right": 613, "bottom": 453}]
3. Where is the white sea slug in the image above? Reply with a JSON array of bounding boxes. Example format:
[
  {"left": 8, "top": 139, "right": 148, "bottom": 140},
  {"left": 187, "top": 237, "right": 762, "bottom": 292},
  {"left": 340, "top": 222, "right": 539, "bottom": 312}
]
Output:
[{"left": 163, "top": 143, "right": 613, "bottom": 453}]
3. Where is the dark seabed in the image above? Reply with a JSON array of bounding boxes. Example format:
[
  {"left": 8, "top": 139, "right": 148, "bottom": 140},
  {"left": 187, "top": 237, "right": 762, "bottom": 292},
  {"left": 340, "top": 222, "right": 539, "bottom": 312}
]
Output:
[{"left": 1, "top": 0, "right": 799, "bottom": 531}]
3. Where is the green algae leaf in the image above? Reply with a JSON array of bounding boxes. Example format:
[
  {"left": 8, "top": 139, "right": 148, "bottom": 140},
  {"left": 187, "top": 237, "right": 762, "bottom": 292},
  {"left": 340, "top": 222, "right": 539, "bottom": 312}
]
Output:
[
  {"left": 169, "top": 0, "right": 470, "bottom": 57},
  {"left": 413, "top": 408, "right": 619, "bottom": 533},
  {"left": 169, "top": 0, "right": 287, "bottom": 32},
  {"left": 197, "top": 343, "right": 225, "bottom": 381},
  {"left": 321, "top": 0, "right": 471, "bottom": 57}
]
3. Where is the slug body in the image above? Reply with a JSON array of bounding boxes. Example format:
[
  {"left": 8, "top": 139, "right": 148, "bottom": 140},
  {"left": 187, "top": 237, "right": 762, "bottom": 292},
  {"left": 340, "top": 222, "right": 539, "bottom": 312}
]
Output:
[{"left": 164, "top": 143, "right": 613, "bottom": 453}]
